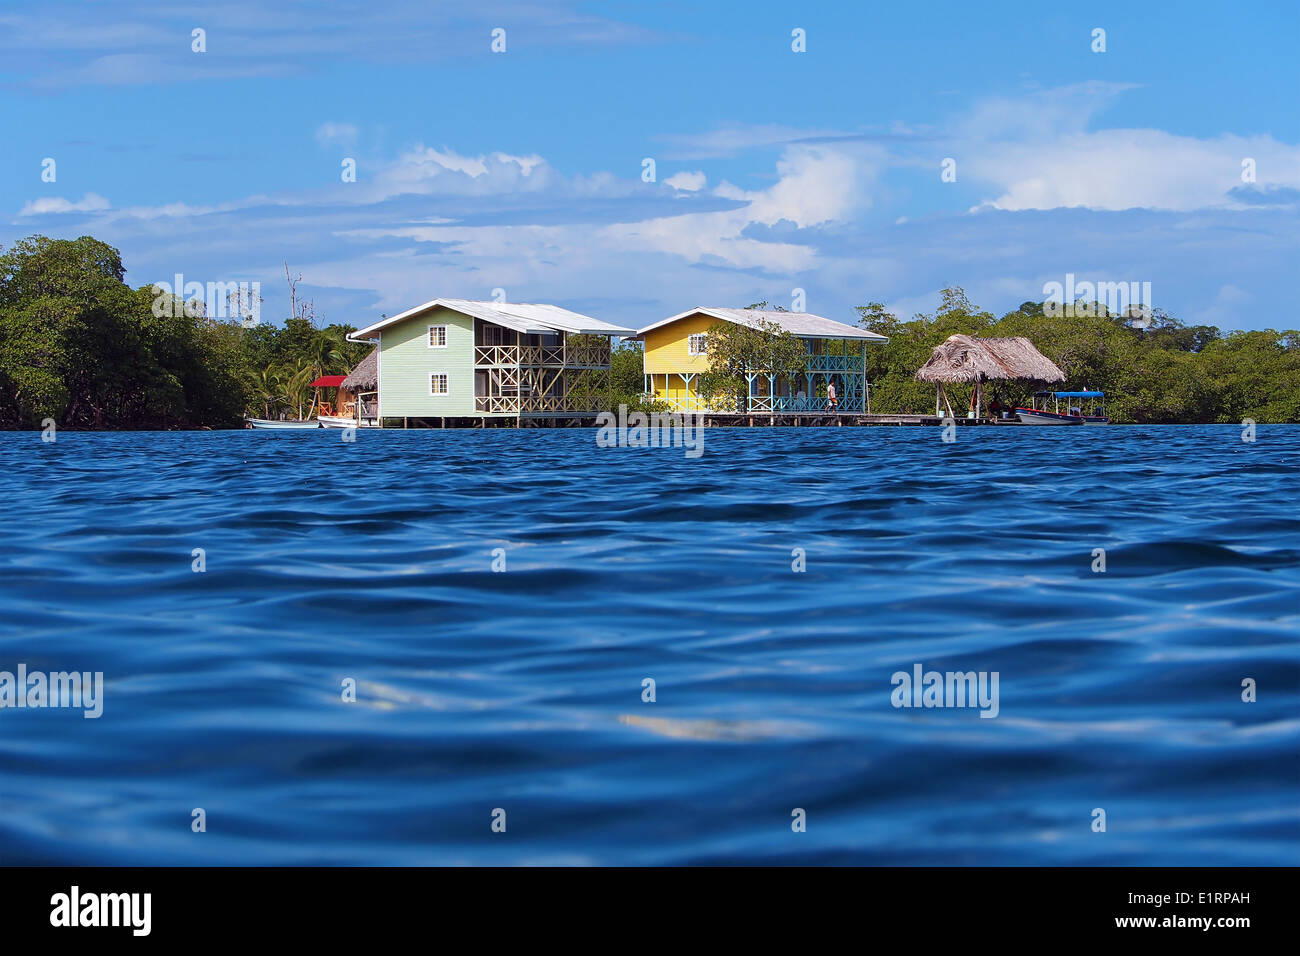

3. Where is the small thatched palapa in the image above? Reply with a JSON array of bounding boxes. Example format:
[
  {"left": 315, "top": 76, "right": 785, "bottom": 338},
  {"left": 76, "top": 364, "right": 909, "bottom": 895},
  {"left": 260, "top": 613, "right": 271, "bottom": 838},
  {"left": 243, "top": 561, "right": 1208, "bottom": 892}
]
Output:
[
  {"left": 915, "top": 334, "right": 1065, "bottom": 383},
  {"left": 341, "top": 347, "right": 378, "bottom": 391}
]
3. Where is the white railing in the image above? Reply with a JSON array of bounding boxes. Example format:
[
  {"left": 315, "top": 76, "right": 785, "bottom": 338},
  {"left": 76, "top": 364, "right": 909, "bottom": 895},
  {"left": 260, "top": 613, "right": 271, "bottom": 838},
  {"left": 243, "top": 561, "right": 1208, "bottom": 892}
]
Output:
[
  {"left": 565, "top": 345, "right": 612, "bottom": 366},
  {"left": 475, "top": 344, "right": 611, "bottom": 367},
  {"left": 519, "top": 345, "right": 566, "bottom": 366},
  {"left": 475, "top": 395, "right": 521, "bottom": 413},
  {"left": 475, "top": 345, "right": 519, "bottom": 366}
]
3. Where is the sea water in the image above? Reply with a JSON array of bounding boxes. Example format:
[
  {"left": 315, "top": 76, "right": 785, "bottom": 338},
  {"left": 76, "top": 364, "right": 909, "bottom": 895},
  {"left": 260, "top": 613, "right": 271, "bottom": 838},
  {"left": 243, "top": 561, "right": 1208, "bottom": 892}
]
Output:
[{"left": 0, "top": 426, "right": 1296, "bottom": 864}]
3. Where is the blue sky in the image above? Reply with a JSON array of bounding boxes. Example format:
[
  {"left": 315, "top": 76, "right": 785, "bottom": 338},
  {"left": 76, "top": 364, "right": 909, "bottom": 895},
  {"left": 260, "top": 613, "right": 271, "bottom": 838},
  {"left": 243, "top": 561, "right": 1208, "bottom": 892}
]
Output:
[{"left": 2, "top": 0, "right": 1297, "bottom": 331}]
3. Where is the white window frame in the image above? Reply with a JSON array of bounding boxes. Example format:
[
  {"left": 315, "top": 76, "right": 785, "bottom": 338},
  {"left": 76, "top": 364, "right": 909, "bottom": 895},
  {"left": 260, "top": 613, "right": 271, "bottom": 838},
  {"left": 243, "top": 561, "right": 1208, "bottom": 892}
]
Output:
[
  {"left": 429, "top": 373, "right": 449, "bottom": 396},
  {"left": 688, "top": 333, "right": 708, "bottom": 356},
  {"left": 428, "top": 325, "right": 448, "bottom": 349}
]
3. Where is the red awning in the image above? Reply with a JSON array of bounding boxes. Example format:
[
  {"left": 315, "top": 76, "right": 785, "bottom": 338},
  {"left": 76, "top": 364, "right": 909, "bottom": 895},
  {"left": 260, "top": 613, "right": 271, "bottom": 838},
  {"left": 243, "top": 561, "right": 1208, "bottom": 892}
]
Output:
[{"left": 309, "top": 375, "right": 347, "bottom": 388}]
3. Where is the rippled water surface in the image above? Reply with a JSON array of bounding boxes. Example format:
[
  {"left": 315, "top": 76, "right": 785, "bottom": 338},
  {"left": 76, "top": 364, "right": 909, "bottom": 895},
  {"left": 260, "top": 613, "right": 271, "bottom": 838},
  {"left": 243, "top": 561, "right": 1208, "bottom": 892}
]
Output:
[{"left": 1, "top": 426, "right": 1297, "bottom": 865}]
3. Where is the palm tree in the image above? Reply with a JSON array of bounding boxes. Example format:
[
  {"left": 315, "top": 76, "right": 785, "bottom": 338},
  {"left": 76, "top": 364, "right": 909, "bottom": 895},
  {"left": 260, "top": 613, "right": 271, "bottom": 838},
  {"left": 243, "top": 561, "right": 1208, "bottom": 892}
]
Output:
[
  {"left": 307, "top": 328, "right": 348, "bottom": 379},
  {"left": 282, "top": 360, "right": 315, "bottom": 421},
  {"left": 301, "top": 329, "right": 350, "bottom": 418},
  {"left": 247, "top": 365, "right": 282, "bottom": 419}
]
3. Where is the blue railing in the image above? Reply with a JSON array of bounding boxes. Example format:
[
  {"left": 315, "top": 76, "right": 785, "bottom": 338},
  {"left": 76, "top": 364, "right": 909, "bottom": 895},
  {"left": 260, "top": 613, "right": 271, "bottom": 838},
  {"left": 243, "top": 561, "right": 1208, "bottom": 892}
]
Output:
[
  {"left": 749, "top": 394, "right": 864, "bottom": 413},
  {"left": 805, "top": 354, "right": 863, "bottom": 372}
]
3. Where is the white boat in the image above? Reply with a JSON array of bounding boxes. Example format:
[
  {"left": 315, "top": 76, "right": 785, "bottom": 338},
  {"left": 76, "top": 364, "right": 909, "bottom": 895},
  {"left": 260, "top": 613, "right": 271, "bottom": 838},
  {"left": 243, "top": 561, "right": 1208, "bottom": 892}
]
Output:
[
  {"left": 246, "top": 418, "right": 321, "bottom": 429},
  {"left": 1015, "top": 390, "right": 1109, "bottom": 425},
  {"left": 1014, "top": 408, "right": 1083, "bottom": 425},
  {"left": 317, "top": 414, "right": 378, "bottom": 428}
]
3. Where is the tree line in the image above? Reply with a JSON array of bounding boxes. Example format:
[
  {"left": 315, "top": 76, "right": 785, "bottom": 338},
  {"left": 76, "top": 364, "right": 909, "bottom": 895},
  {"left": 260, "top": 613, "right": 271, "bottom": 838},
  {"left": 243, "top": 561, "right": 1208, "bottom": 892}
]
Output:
[
  {"left": 689, "top": 290, "right": 1299, "bottom": 423},
  {"left": 854, "top": 287, "right": 1300, "bottom": 424},
  {"left": 1, "top": 236, "right": 1295, "bottom": 427},
  {"left": 0, "top": 236, "right": 370, "bottom": 429}
]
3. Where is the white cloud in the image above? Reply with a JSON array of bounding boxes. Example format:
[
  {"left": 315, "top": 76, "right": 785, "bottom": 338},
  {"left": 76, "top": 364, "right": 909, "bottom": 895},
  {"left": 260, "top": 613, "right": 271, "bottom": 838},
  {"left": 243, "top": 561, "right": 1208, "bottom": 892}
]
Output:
[
  {"left": 953, "top": 83, "right": 1300, "bottom": 212},
  {"left": 366, "top": 146, "right": 555, "bottom": 200},
  {"left": 3, "top": 1, "right": 660, "bottom": 88},
  {"left": 18, "top": 193, "right": 111, "bottom": 215},
  {"left": 9, "top": 84, "right": 1296, "bottom": 333},
  {"left": 596, "top": 144, "right": 882, "bottom": 273},
  {"left": 495, "top": 152, "right": 545, "bottom": 176},
  {"left": 970, "top": 130, "right": 1300, "bottom": 212},
  {"left": 664, "top": 171, "right": 706, "bottom": 191},
  {"left": 655, "top": 124, "right": 884, "bottom": 159},
  {"left": 1191, "top": 284, "right": 1252, "bottom": 327},
  {"left": 315, "top": 122, "right": 359, "bottom": 148}
]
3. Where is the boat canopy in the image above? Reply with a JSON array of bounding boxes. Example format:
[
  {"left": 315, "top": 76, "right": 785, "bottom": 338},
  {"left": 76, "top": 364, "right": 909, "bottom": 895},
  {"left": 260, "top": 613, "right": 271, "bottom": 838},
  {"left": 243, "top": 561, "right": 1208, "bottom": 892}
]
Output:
[{"left": 1034, "top": 390, "right": 1104, "bottom": 398}]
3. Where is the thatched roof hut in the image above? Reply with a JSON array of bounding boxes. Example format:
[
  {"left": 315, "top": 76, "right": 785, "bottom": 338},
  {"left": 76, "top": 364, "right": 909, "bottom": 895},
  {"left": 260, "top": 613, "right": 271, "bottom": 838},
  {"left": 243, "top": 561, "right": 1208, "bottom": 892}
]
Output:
[
  {"left": 915, "top": 335, "right": 1064, "bottom": 384},
  {"left": 341, "top": 347, "right": 378, "bottom": 391}
]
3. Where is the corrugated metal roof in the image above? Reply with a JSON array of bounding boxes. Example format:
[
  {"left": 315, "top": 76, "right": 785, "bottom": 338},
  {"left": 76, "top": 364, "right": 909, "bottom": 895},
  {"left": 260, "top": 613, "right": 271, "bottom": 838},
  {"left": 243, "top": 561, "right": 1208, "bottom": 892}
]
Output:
[
  {"left": 634, "top": 307, "right": 888, "bottom": 342},
  {"left": 352, "top": 298, "right": 635, "bottom": 337}
]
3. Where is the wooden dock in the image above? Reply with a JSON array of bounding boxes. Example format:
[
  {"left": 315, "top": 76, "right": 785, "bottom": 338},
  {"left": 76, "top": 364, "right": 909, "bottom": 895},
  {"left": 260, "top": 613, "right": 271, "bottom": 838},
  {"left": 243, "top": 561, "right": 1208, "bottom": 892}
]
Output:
[
  {"left": 385, "top": 412, "right": 1005, "bottom": 428},
  {"left": 695, "top": 412, "right": 989, "bottom": 427}
]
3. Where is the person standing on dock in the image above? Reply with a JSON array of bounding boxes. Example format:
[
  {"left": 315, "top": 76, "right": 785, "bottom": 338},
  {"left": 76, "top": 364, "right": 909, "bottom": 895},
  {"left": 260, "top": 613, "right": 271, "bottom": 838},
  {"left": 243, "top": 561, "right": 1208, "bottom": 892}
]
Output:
[{"left": 827, "top": 381, "right": 838, "bottom": 412}]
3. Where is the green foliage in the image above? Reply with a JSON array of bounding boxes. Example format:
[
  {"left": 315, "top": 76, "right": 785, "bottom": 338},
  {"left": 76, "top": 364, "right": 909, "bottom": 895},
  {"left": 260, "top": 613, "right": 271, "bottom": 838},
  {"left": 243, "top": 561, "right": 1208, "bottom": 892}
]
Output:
[
  {"left": 697, "top": 316, "right": 808, "bottom": 412},
  {"left": 568, "top": 339, "right": 667, "bottom": 414},
  {"left": 857, "top": 287, "right": 1300, "bottom": 423},
  {"left": 0, "top": 234, "right": 372, "bottom": 428},
  {"left": 4, "top": 237, "right": 1294, "bottom": 427}
]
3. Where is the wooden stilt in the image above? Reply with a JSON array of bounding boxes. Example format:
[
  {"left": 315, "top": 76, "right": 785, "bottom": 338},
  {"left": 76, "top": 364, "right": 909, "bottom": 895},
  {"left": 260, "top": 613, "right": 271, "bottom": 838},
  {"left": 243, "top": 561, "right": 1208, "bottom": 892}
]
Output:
[{"left": 940, "top": 385, "right": 956, "bottom": 420}]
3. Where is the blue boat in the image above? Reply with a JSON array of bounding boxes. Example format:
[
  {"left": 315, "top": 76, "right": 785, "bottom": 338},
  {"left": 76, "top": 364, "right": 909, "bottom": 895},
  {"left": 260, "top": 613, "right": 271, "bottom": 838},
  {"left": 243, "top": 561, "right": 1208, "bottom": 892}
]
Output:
[{"left": 1016, "top": 390, "right": 1109, "bottom": 425}]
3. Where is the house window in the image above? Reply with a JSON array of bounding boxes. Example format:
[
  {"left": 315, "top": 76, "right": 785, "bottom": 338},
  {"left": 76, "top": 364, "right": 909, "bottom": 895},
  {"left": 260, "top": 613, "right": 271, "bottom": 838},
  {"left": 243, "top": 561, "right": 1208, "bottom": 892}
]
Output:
[
  {"left": 688, "top": 333, "right": 708, "bottom": 356},
  {"left": 480, "top": 323, "right": 510, "bottom": 346},
  {"left": 428, "top": 325, "right": 448, "bottom": 348},
  {"left": 430, "top": 373, "right": 449, "bottom": 395}
]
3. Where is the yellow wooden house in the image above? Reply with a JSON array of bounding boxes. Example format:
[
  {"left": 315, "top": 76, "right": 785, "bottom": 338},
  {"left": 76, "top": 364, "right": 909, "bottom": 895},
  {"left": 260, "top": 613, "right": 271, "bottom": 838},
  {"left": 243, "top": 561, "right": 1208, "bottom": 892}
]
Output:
[{"left": 633, "top": 307, "right": 889, "bottom": 413}]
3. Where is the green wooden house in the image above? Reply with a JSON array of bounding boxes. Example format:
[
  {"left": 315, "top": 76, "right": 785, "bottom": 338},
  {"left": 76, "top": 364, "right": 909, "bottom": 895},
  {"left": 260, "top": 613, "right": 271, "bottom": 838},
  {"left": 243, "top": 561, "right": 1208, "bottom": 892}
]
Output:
[{"left": 348, "top": 299, "right": 635, "bottom": 424}]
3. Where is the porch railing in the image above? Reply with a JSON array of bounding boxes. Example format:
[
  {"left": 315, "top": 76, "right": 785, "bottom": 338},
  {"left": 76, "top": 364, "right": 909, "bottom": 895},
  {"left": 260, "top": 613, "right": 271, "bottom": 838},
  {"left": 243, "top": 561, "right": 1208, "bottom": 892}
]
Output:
[
  {"left": 475, "top": 395, "right": 521, "bottom": 413},
  {"left": 655, "top": 393, "right": 862, "bottom": 414},
  {"left": 475, "top": 344, "right": 612, "bottom": 367},
  {"left": 806, "top": 354, "right": 864, "bottom": 372},
  {"left": 519, "top": 345, "right": 566, "bottom": 366},
  {"left": 750, "top": 394, "right": 863, "bottom": 413},
  {"left": 474, "top": 394, "right": 611, "bottom": 414},
  {"left": 475, "top": 345, "right": 518, "bottom": 366},
  {"left": 564, "top": 344, "right": 612, "bottom": 366}
]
